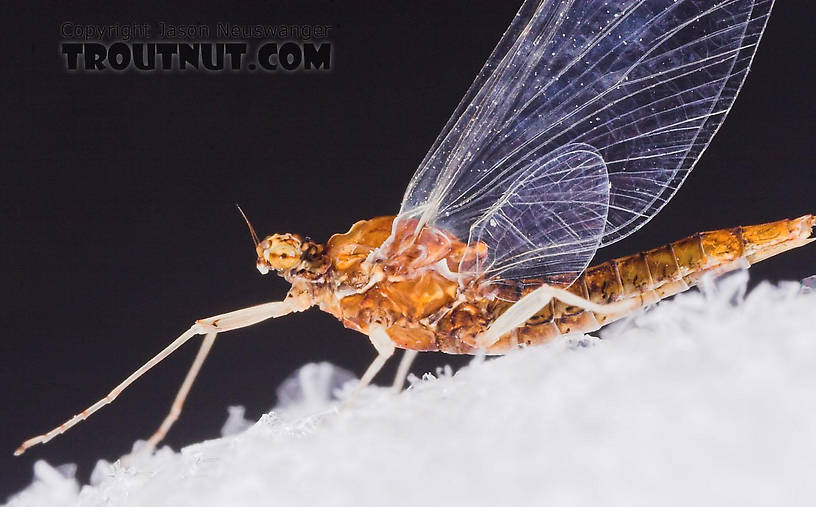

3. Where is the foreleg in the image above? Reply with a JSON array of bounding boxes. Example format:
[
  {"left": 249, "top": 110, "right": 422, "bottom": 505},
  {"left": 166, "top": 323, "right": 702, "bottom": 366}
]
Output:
[{"left": 15, "top": 299, "right": 299, "bottom": 456}]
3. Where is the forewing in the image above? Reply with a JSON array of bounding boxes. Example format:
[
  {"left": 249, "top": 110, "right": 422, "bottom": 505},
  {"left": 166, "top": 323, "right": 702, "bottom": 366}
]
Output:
[
  {"left": 466, "top": 144, "right": 609, "bottom": 285},
  {"left": 398, "top": 0, "right": 773, "bottom": 262}
]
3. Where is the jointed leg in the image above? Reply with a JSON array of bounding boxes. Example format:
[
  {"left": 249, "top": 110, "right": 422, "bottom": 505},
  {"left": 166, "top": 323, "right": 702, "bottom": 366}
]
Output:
[
  {"left": 391, "top": 349, "right": 418, "bottom": 393},
  {"left": 476, "top": 284, "right": 640, "bottom": 349},
  {"left": 140, "top": 331, "right": 217, "bottom": 453},
  {"left": 15, "top": 300, "right": 298, "bottom": 456},
  {"left": 344, "top": 326, "right": 395, "bottom": 408}
]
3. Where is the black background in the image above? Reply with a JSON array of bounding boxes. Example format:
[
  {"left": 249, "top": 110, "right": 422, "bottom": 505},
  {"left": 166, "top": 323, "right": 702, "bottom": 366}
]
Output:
[{"left": 1, "top": 1, "right": 813, "bottom": 499}]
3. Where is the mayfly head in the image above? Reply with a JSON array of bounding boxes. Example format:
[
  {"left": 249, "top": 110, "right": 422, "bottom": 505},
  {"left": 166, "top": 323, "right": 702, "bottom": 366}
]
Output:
[
  {"left": 236, "top": 204, "right": 305, "bottom": 275},
  {"left": 256, "top": 233, "right": 304, "bottom": 274}
]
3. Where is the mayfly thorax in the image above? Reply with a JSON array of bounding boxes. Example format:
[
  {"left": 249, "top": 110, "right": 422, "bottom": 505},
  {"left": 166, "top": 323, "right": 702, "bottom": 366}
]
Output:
[{"left": 17, "top": 0, "right": 814, "bottom": 457}]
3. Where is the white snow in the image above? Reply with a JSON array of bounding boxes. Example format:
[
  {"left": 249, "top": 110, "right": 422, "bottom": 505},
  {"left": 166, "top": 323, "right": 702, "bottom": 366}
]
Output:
[{"left": 6, "top": 271, "right": 816, "bottom": 507}]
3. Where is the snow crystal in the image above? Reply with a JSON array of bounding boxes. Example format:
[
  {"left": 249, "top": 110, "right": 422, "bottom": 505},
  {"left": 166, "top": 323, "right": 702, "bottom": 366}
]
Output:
[{"left": 6, "top": 271, "right": 816, "bottom": 507}]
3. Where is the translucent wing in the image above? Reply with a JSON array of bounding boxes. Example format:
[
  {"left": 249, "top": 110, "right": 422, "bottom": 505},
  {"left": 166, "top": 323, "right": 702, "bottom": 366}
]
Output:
[
  {"left": 466, "top": 143, "right": 608, "bottom": 283},
  {"left": 397, "top": 0, "right": 773, "bottom": 282}
]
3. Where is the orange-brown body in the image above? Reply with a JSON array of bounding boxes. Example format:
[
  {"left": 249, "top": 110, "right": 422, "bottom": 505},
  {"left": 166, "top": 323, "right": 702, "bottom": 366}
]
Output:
[
  {"left": 282, "top": 215, "right": 814, "bottom": 355},
  {"left": 13, "top": 215, "right": 815, "bottom": 457}
]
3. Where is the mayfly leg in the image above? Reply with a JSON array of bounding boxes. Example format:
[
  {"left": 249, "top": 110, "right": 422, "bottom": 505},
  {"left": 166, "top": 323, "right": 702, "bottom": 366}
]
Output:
[
  {"left": 15, "top": 299, "right": 299, "bottom": 456},
  {"left": 137, "top": 331, "right": 217, "bottom": 456},
  {"left": 475, "top": 285, "right": 640, "bottom": 349},
  {"left": 343, "top": 326, "right": 395, "bottom": 408},
  {"left": 391, "top": 349, "right": 418, "bottom": 393},
  {"left": 341, "top": 329, "right": 419, "bottom": 406}
]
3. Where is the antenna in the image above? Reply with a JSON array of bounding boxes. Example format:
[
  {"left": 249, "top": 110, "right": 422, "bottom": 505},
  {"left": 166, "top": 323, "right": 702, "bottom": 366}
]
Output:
[{"left": 236, "top": 204, "right": 260, "bottom": 248}]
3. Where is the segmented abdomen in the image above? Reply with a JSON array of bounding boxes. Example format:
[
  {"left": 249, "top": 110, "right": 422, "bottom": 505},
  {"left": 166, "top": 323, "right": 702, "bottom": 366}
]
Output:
[{"left": 500, "top": 215, "right": 815, "bottom": 351}]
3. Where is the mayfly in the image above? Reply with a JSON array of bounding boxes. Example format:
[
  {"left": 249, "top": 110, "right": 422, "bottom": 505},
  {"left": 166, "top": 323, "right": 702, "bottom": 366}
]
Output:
[{"left": 17, "top": 0, "right": 813, "bottom": 456}]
